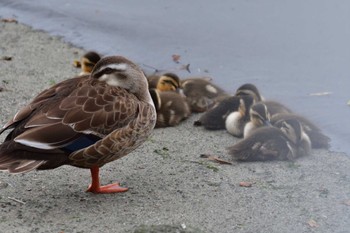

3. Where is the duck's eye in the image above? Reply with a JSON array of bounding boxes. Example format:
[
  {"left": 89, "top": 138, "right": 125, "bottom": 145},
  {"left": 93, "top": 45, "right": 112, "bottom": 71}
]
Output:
[{"left": 103, "top": 67, "right": 115, "bottom": 74}]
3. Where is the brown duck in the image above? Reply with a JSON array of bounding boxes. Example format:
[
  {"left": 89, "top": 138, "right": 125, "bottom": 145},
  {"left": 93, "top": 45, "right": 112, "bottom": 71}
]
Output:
[{"left": 0, "top": 56, "right": 156, "bottom": 194}]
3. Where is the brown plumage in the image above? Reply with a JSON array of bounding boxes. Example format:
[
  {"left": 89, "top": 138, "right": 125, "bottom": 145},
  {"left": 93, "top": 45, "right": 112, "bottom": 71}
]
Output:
[
  {"left": 228, "top": 119, "right": 311, "bottom": 161},
  {"left": 150, "top": 89, "right": 191, "bottom": 128},
  {"left": 271, "top": 113, "right": 330, "bottom": 149},
  {"left": 0, "top": 55, "right": 156, "bottom": 193},
  {"left": 180, "top": 77, "right": 229, "bottom": 112},
  {"left": 194, "top": 96, "right": 241, "bottom": 130}
]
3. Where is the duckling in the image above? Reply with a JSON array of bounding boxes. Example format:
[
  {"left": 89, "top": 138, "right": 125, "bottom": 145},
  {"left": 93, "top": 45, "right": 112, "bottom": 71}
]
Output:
[
  {"left": 235, "top": 83, "right": 264, "bottom": 102},
  {"left": 147, "top": 73, "right": 181, "bottom": 92},
  {"left": 243, "top": 102, "right": 272, "bottom": 138},
  {"left": 0, "top": 55, "right": 156, "bottom": 194},
  {"left": 225, "top": 95, "right": 255, "bottom": 137},
  {"left": 193, "top": 83, "right": 261, "bottom": 129},
  {"left": 228, "top": 119, "right": 311, "bottom": 161},
  {"left": 193, "top": 96, "right": 241, "bottom": 130},
  {"left": 73, "top": 51, "right": 101, "bottom": 75},
  {"left": 271, "top": 113, "right": 330, "bottom": 149},
  {"left": 181, "top": 77, "right": 229, "bottom": 112},
  {"left": 149, "top": 89, "right": 191, "bottom": 128}
]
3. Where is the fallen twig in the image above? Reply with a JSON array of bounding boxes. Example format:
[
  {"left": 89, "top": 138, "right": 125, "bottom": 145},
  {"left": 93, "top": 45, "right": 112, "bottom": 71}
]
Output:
[
  {"left": 200, "top": 154, "right": 232, "bottom": 165},
  {"left": 8, "top": 196, "right": 26, "bottom": 205}
]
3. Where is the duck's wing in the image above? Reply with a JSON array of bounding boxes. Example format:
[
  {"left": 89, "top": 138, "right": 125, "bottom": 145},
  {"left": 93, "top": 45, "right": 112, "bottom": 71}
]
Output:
[{"left": 0, "top": 77, "right": 141, "bottom": 171}]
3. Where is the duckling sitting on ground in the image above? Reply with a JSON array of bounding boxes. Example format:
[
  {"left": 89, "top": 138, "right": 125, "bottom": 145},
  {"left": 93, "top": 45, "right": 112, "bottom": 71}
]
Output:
[
  {"left": 243, "top": 102, "right": 272, "bottom": 138},
  {"left": 271, "top": 113, "right": 330, "bottom": 149},
  {"left": 228, "top": 119, "right": 311, "bottom": 161},
  {"left": 193, "top": 83, "right": 260, "bottom": 130},
  {"left": 149, "top": 89, "right": 191, "bottom": 128},
  {"left": 181, "top": 77, "right": 229, "bottom": 113},
  {"left": 225, "top": 95, "right": 255, "bottom": 137},
  {"left": 147, "top": 73, "right": 181, "bottom": 92},
  {"left": 73, "top": 51, "right": 101, "bottom": 75},
  {"left": 193, "top": 96, "right": 241, "bottom": 130}
]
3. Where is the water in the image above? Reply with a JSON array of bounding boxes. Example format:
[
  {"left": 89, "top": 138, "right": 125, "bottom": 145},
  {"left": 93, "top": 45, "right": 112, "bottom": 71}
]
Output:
[{"left": 1, "top": 0, "right": 349, "bottom": 153}]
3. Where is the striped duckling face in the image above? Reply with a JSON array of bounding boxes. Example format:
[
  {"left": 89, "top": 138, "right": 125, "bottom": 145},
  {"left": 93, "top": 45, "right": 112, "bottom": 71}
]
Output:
[
  {"left": 250, "top": 103, "right": 271, "bottom": 127},
  {"left": 156, "top": 73, "right": 181, "bottom": 92},
  {"left": 235, "top": 83, "right": 263, "bottom": 102},
  {"left": 243, "top": 102, "right": 271, "bottom": 138},
  {"left": 80, "top": 51, "right": 101, "bottom": 74}
]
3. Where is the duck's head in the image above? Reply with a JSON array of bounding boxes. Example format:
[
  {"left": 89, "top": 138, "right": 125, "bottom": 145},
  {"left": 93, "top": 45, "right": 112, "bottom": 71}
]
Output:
[
  {"left": 156, "top": 73, "right": 181, "bottom": 92},
  {"left": 81, "top": 51, "right": 101, "bottom": 74},
  {"left": 91, "top": 56, "right": 153, "bottom": 105},
  {"left": 250, "top": 103, "right": 271, "bottom": 127},
  {"left": 235, "top": 83, "right": 263, "bottom": 102}
]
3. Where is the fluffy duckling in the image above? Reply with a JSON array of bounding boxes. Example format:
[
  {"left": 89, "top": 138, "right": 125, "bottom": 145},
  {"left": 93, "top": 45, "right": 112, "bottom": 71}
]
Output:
[
  {"left": 225, "top": 95, "right": 255, "bottom": 137},
  {"left": 181, "top": 77, "right": 229, "bottom": 112},
  {"left": 243, "top": 102, "right": 271, "bottom": 138},
  {"left": 193, "top": 83, "right": 262, "bottom": 129},
  {"left": 193, "top": 96, "right": 241, "bottom": 130},
  {"left": 147, "top": 73, "right": 181, "bottom": 92},
  {"left": 271, "top": 113, "right": 330, "bottom": 149},
  {"left": 0, "top": 56, "right": 156, "bottom": 194},
  {"left": 73, "top": 51, "right": 101, "bottom": 75},
  {"left": 149, "top": 89, "right": 191, "bottom": 128},
  {"left": 228, "top": 119, "right": 311, "bottom": 161}
]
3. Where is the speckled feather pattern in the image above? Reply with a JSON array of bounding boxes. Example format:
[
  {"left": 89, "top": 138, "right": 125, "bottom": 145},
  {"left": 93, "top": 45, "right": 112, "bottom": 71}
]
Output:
[{"left": 0, "top": 70, "right": 156, "bottom": 171}]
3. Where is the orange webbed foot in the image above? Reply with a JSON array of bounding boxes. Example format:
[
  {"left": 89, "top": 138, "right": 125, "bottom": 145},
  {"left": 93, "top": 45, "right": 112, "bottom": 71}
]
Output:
[
  {"left": 87, "top": 167, "right": 129, "bottom": 194},
  {"left": 86, "top": 182, "right": 129, "bottom": 194}
]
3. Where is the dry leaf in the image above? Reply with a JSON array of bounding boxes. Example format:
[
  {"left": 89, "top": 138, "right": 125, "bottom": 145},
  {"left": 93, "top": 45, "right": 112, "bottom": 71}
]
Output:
[
  {"left": 239, "top": 181, "right": 252, "bottom": 187},
  {"left": 307, "top": 219, "right": 319, "bottom": 228},
  {"left": 181, "top": 63, "right": 191, "bottom": 73},
  {"left": 1, "top": 18, "right": 18, "bottom": 23},
  {"left": 309, "top": 91, "right": 332, "bottom": 96},
  {"left": 200, "top": 154, "right": 232, "bottom": 165},
  {"left": 1, "top": 56, "right": 12, "bottom": 61},
  {"left": 172, "top": 54, "right": 181, "bottom": 63}
]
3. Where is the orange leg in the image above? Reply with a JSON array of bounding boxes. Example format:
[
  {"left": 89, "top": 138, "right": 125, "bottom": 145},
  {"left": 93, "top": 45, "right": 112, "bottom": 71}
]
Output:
[{"left": 86, "top": 166, "right": 128, "bottom": 194}]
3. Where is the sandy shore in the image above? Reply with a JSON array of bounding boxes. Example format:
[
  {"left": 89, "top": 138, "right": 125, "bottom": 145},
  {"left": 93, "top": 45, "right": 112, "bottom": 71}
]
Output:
[{"left": 0, "top": 22, "right": 350, "bottom": 233}]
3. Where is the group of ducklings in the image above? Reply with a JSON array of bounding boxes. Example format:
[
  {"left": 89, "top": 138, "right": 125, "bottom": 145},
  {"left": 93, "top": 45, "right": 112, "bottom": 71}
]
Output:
[
  {"left": 196, "top": 83, "right": 330, "bottom": 161},
  {"left": 75, "top": 51, "right": 330, "bottom": 162}
]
